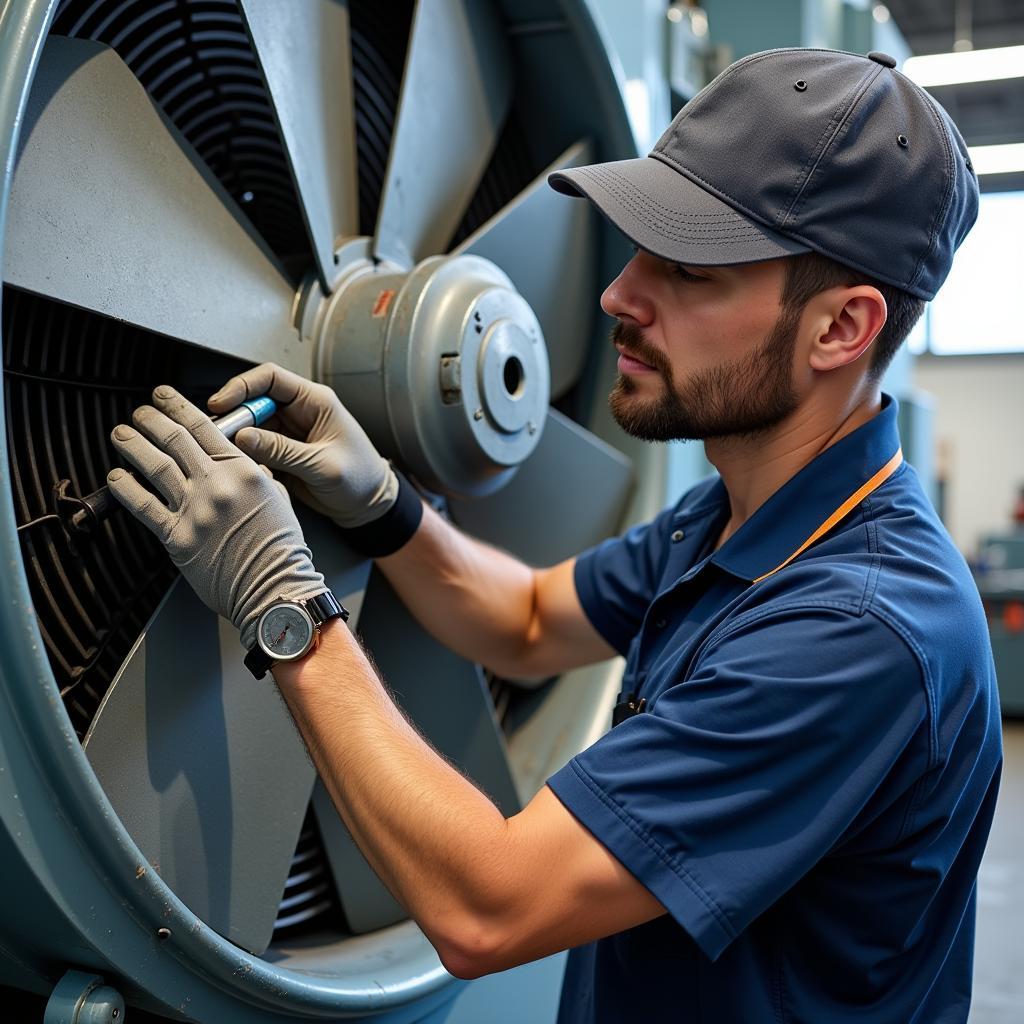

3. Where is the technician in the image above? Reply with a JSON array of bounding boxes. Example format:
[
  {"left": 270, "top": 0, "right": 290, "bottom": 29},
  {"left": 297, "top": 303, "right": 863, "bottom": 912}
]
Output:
[{"left": 107, "top": 48, "right": 1002, "bottom": 1023}]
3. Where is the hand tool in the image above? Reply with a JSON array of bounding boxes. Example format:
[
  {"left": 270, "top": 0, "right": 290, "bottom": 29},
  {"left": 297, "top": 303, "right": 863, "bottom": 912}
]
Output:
[{"left": 60, "top": 396, "right": 277, "bottom": 536}]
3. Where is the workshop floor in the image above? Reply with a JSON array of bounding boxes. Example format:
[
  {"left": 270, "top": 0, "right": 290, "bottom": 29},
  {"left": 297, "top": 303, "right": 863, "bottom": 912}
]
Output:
[{"left": 969, "top": 721, "right": 1024, "bottom": 1023}]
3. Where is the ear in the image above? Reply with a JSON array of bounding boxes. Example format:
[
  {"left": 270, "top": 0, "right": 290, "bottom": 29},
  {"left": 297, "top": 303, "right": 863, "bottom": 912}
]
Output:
[{"left": 807, "top": 287, "right": 887, "bottom": 373}]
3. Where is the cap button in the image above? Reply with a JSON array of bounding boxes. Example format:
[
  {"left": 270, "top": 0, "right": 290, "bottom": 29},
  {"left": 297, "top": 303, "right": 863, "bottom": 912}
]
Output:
[{"left": 867, "top": 51, "right": 897, "bottom": 68}]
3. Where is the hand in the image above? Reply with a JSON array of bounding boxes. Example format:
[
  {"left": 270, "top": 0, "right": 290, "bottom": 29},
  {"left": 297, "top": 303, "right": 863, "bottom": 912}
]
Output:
[
  {"left": 107, "top": 385, "right": 327, "bottom": 651},
  {"left": 207, "top": 363, "right": 398, "bottom": 529}
]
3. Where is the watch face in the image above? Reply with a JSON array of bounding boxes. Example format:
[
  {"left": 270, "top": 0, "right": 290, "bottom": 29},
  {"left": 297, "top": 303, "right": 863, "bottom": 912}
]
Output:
[{"left": 258, "top": 603, "right": 315, "bottom": 661}]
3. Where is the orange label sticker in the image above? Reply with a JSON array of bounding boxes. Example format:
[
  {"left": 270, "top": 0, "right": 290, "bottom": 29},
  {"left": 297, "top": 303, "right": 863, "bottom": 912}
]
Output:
[{"left": 372, "top": 289, "right": 396, "bottom": 318}]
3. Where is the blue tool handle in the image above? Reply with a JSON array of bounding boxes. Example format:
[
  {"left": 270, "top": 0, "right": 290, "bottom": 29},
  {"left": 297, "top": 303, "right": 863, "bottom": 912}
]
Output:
[
  {"left": 240, "top": 396, "right": 277, "bottom": 425},
  {"left": 70, "top": 396, "right": 280, "bottom": 533}
]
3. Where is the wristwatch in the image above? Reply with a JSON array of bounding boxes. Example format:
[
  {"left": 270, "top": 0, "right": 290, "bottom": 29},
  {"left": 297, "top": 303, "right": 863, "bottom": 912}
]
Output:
[{"left": 244, "top": 590, "right": 348, "bottom": 680}]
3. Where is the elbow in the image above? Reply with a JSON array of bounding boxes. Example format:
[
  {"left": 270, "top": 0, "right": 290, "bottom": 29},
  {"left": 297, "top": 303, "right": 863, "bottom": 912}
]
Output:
[
  {"left": 429, "top": 915, "right": 514, "bottom": 981},
  {"left": 439, "top": 948, "right": 491, "bottom": 981}
]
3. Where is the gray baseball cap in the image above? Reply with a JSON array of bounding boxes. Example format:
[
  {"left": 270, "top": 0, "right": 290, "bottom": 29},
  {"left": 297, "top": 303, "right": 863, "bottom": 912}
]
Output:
[{"left": 549, "top": 48, "right": 979, "bottom": 300}]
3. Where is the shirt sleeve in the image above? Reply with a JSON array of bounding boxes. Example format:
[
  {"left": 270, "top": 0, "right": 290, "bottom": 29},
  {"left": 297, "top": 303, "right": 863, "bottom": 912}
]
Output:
[
  {"left": 573, "top": 503, "right": 678, "bottom": 656},
  {"left": 546, "top": 605, "right": 930, "bottom": 960}
]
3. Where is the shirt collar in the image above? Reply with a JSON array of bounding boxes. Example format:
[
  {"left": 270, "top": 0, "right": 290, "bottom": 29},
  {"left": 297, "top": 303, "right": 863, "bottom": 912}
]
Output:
[{"left": 709, "top": 394, "right": 902, "bottom": 582}]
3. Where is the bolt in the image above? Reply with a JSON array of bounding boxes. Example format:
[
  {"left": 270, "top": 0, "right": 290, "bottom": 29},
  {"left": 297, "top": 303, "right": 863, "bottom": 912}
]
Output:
[
  {"left": 473, "top": 408, "right": 484, "bottom": 421},
  {"left": 157, "top": 927, "right": 171, "bottom": 941},
  {"left": 527, "top": 422, "right": 537, "bottom": 435}
]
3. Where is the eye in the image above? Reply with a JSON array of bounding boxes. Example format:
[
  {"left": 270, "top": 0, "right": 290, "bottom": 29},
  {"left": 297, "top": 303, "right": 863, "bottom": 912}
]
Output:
[{"left": 672, "top": 264, "right": 707, "bottom": 283}]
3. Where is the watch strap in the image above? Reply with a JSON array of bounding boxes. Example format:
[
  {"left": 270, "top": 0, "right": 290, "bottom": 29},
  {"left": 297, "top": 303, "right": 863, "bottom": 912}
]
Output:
[
  {"left": 244, "top": 643, "right": 273, "bottom": 680},
  {"left": 306, "top": 589, "right": 349, "bottom": 627}
]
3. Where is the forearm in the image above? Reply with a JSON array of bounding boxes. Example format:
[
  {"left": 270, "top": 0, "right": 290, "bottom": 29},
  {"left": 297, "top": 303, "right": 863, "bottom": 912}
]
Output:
[
  {"left": 271, "top": 618, "right": 519, "bottom": 966},
  {"left": 375, "top": 501, "right": 544, "bottom": 678}
]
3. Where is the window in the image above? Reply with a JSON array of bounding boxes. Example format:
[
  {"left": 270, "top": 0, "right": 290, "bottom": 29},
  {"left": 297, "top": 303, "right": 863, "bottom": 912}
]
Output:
[{"left": 915, "top": 190, "right": 1024, "bottom": 356}]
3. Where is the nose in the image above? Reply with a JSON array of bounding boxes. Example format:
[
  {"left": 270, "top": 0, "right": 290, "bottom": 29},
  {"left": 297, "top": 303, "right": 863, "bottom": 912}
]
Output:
[{"left": 600, "top": 252, "right": 655, "bottom": 326}]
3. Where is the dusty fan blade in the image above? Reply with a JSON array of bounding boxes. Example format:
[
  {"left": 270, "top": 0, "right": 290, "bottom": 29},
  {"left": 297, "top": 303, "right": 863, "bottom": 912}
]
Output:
[
  {"left": 83, "top": 511, "right": 370, "bottom": 955},
  {"left": 373, "top": 0, "right": 513, "bottom": 267},
  {"left": 83, "top": 580, "right": 315, "bottom": 956},
  {"left": 4, "top": 37, "right": 308, "bottom": 374},
  {"left": 447, "top": 408, "right": 633, "bottom": 567},
  {"left": 455, "top": 140, "right": 597, "bottom": 398},
  {"left": 315, "top": 567, "right": 520, "bottom": 934},
  {"left": 239, "top": 0, "right": 360, "bottom": 292}
]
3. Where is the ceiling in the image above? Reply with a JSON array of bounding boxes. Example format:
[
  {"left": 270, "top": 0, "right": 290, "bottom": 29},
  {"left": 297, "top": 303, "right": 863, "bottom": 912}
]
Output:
[
  {"left": 885, "top": 0, "right": 1024, "bottom": 54},
  {"left": 885, "top": 0, "right": 1024, "bottom": 190}
]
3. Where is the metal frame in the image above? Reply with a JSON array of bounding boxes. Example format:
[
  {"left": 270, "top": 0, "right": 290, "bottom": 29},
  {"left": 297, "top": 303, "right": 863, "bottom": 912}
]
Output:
[{"left": 0, "top": 1, "right": 652, "bottom": 1020}]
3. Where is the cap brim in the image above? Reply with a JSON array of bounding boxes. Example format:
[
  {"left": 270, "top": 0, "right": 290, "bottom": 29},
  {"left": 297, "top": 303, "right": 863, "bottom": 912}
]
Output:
[{"left": 549, "top": 155, "right": 809, "bottom": 265}]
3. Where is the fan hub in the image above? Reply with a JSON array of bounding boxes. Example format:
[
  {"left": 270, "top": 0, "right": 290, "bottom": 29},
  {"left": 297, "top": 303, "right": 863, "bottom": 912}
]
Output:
[{"left": 304, "top": 239, "right": 549, "bottom": 497}]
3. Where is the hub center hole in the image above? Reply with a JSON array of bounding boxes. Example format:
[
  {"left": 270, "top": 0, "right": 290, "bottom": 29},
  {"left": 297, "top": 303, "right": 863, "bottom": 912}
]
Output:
[{"left": 503, "top": 356, "right": 525, "bottom": 399}]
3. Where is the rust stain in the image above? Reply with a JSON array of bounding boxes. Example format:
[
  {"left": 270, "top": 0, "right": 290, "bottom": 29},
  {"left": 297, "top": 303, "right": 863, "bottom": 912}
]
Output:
[{"left": 371, "top": 289, "right": 396, "bottom": 318}]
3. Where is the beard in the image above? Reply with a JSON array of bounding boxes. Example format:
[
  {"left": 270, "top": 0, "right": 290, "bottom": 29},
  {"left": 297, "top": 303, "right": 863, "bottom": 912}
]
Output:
[{"left": 608, "top": 307, "right": 802, "bottom": 442}]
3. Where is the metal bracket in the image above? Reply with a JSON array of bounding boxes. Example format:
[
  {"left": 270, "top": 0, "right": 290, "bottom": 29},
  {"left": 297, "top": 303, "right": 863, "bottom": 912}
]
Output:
[
  {"left": 439, "top": 353, "right": 462, "bottom": 405},
  {"left": 44, "top": 970, "right": 125, "bottom": 1024}
]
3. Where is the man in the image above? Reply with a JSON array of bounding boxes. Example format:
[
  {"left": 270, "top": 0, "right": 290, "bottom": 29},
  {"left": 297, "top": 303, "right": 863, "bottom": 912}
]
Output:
[{"left": 107, "top": 48, "right": 1001, "bottom": 1022}]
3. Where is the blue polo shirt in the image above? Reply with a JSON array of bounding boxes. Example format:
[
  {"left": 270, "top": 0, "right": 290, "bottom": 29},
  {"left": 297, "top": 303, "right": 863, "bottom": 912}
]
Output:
[{"left": 548, "top": 396, "right": 1002, "bottom": 1024}]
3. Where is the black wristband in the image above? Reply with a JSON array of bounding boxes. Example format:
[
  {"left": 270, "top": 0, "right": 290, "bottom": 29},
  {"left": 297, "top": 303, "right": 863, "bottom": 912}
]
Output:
[{"left": 337, "top": 469, "right": 424, "bottom": 558}]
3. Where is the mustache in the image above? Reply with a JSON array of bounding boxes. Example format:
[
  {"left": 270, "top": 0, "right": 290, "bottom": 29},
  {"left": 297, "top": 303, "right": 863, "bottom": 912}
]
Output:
[{"left": 610, "top": 322, "right": 672, "bottom": 376}]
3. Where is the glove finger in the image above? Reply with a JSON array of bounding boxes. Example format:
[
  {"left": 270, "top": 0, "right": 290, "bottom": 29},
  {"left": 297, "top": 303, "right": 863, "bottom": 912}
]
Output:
[
  {"left": 234, "top": 426, "right": 314, "bottom": 474},
  {"left": 207, "top": 362, "right": 318, "bottom": 428},
  {"left": 106, "top": 467, "right": 174, "bottom": 541},
  {"left": 131, "top": 402, "right": 211, "bottom": 481},
  {"left": 110, "top": 423, "right": 186, "bottom": 508},
  {"left": 258, "top": 463, "right": 290, "bottom": 504},
  {"left": 151, "top": 384, "right": 235, "bottom": 459}
]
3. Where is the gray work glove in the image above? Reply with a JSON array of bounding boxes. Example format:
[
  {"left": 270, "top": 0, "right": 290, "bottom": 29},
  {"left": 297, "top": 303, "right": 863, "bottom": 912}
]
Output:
[
  {"left": 107, "top": 385, "right": 327, "bottom": 651},
  {"left": 207, "top": 362, "right": 398, "bottom": 529}
]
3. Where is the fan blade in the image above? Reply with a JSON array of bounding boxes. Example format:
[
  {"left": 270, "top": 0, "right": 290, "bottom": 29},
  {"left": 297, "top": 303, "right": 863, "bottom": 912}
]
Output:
[
  {"left": 455, "top": 140, "right": 598, "bottom": 398},
  {"left": 312, "top": 780, "right": 407, "bottom": 935},
  {"left": 238, "top": 0, "right": 359, "bottom": 293},
  {"left": 506, "top": 658, "right": 625, "bottom": 800},
  {"left": 449, "top": 412, "right": 634, "bottom": 795},
  {"left": 83, "top": 514, "right": 370, "bottom": 956},
  {"left": 315, "top": 568, "right": 520, "bottom": 934},
  {"left": 4, "top": 37, "right": 308, "bottom": 374},
  {"left": 82, "top": 581, "right": 313, "bottom": 957},
  {"left": 447, "top": 408, "right": 634, "bottom": 567},
  {"left": 373, "top": 0, "right": 513, "bottom": 266}
]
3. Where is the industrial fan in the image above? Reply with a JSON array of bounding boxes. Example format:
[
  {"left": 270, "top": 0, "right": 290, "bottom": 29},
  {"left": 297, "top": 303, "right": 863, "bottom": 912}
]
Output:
[{"left": 0, "top": 1, "right": 668, "bottom": 1020}]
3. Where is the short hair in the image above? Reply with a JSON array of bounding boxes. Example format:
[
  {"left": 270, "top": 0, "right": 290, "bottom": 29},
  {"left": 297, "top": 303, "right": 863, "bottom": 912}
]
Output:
[{"left": 780, "top": 251, "right": 927, "bottom": 382}]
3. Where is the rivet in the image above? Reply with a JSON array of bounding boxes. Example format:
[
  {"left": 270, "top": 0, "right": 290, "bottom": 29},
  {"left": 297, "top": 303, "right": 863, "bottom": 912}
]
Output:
[
  {"left": 157, "top": 927, "right": 171, "bottom": 941},
  {"left": 897, "top": 134, "right": 909, "bottom": 148},
  {"left": 671, "top": 529, "right": 685, "bottom": 542},
  {"left": 527, "top": 422, "right": 536, "bottom": 435},
  {"left": 794, "top": 79, "right": 807, "bottom": 92},
  {"left": 473, "top": 408, "right": 484, "bottom": 421}
]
